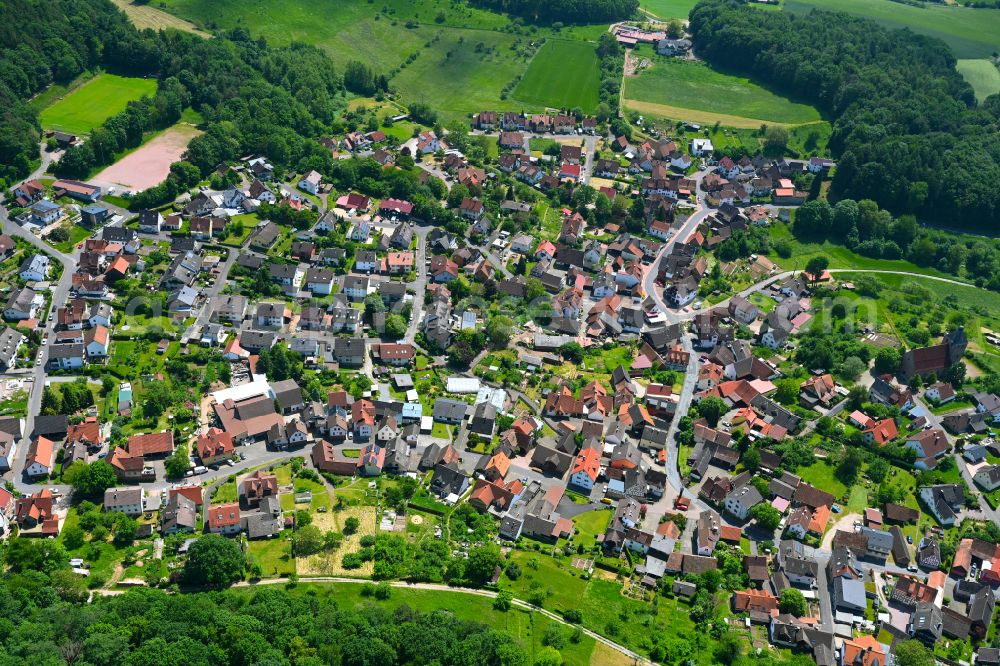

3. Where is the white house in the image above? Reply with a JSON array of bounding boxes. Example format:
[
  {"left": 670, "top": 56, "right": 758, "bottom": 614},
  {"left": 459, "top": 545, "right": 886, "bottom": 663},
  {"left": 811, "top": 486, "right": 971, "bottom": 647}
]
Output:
[
  {"left": 723, "top": 485, "right": 762, "bottom": 521},
  {"left": 343, "top": 276, "right": 369, "bottom": 300},
  {"left": 298, "top": 170, "right": 322, "bottom": 195},
  {"left": 25, "top": 437, "right": 54, "bottom": 478},
  {"left": 350, "top": 220, "right": 371, "bottom": 242},
  {"left": 138, "top": 210, "right": 162, "bottom": 233},
  {"left": 48, "top": 343, "right": 85, "bottom": 370},
  {"left": 104, "top": 488, "right": 144, "bottom": 516},
  {"left": 569, "top": 448, "right": 600, "bottom": 492},
  {"left": 84, "top": 325, "right": 110, "bottom": 359},
  {"left": 305, "top": 267, "right": 335, "bottom": 295},
  {"left": 974, "top": 465, "right": 1000, "bottom": 491},
  {"left": 18, "top": 254, "right": 49, "bottom": 282},
  {"left": 690, "top": 138, "right": 714, "bottom": 157}
]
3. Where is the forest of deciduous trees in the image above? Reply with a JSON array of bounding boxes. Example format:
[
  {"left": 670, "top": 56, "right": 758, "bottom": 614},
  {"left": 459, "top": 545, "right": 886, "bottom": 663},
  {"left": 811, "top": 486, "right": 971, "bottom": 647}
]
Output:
[
  {"left": 689, "top": 0, "right": 1000, "bottom": 231},
  {"left": 468, "top": 0, "right": 638, "bottom": 24}
]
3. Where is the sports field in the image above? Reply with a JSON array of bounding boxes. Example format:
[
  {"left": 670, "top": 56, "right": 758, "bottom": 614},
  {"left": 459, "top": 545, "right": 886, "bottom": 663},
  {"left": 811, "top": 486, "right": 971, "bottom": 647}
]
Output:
[
  {"left": 623, "top": 56, "right": 822, "bottom": 127},
  {"left": 956, "top": 59, "right": 1000, "bottom": 102},
  {"left": 93, "top": 123, "right": 201, "bottom": 191},
  {"left": 512, "top": 40, "right": 601, "bottom": 113},
  {"left": 784, "top": 0, "right": 1000, "bottom": 59},
  {"left": 39, "top": 74, "right": 158, "bottom": 134}
]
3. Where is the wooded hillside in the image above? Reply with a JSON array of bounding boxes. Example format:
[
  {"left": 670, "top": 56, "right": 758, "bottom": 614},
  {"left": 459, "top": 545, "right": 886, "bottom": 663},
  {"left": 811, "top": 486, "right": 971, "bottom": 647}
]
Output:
[{"left": 690, "top": 0, "right": 1000, "bottom": 231}]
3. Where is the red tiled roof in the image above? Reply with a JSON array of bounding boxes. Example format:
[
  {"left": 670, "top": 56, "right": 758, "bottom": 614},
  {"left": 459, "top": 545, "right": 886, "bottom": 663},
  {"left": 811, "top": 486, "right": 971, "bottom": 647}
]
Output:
[{"left": 127, "top": 431, "right": 174, "bottom": 456}]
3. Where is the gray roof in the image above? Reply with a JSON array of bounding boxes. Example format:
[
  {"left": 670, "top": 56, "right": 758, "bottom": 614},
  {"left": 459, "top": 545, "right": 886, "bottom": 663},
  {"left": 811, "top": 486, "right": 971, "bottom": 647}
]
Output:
[
  {"left": 833, "top": 576, "right": 866, "bottom": 611},
  {"left": 432, "top": 398, "right": 468, "bottom": 422}
]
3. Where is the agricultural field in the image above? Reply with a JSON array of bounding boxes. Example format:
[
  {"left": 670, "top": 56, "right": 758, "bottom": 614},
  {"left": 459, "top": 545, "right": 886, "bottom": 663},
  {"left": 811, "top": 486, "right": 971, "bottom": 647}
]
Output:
[
  {"left": 38, "top": 73, "right": 158, "bottom": 135},
  {"left": 783, "top": 0, "right": 1000, "bottom": 58},
  {"left": 956, "top": 59, "right": 1000, "bottom": 102},
  {"left": 640, "top": 0, "right": 698, "bottom": 19},
  {"left": 157, "top": 0, "right": 608, "bottom": 121},
  {"left": 624, "top": 55, "right": 823, "bottom": 128},
  {"left": 512, "top": 40, "right": 602, "bottom": 113}
]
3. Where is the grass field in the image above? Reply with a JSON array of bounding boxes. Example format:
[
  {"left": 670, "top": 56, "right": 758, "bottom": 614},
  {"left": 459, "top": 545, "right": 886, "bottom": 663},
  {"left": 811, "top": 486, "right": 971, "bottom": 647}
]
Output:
[
  {"left": 513, "top": 40, "right": 601, "bottom": 113},
  {"left": 39, "top": 74, "right": 157, "bottom": 134},
  {"left": 390, "top": 27, "right": 529, "bottom": 123},
  {"left": 957, "top": 59, "right": 1000, "bottom": 102},
  {"left": 640, "top": 0, "right": 698, "bottom": 19},
  {"left": 766, "top": 223, "right": 968, "bottom": 282},
  {"left": 624, "top": 56, "right": 822, "bottom": 127},
  {"left": 783, "top": 0, "right": 1000, "bottom": 59}
]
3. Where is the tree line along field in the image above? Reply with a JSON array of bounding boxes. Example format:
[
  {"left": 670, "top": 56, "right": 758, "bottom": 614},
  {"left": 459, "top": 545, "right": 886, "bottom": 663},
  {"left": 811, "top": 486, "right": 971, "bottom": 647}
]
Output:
[
  {"left": 783, "top": 0, "right": 1000, "bottom": 59},
  {"left": 623, "top": 54, "right": 823, "bottom": 128},
  {"left": 38, "top": 73, "right": 158, "bottom": 135},
  {"left": 156, "top": 0, "right": 605, "bottom": 122}
]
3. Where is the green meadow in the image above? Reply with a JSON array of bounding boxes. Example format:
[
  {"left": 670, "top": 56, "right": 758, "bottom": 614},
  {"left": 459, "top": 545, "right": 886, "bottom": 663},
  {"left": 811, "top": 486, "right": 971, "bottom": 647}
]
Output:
[
  {"left": 956, "top": 59, "right": 1000, "bottom": 102},
  {"left": 624, "top": 55, "right": 822, "bottom": 127}
]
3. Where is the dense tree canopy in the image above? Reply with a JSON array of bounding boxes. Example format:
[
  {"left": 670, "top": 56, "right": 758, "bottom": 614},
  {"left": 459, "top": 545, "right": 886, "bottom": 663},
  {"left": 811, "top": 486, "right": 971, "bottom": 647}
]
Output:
[
  {"left": 0, "top": 577, "right": 545, "bottom": 666},
  {"left": 469, "top": 0, "right": 638, "bottom": 24},
  {"left": 690, "top": 0, "right": 1000, "bottom": 231}
]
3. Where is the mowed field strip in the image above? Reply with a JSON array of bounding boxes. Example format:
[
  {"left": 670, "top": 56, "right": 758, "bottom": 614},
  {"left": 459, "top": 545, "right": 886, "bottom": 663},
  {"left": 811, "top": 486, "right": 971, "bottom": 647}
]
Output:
[
  {"left": 512, "top": 40, "right": 602, "bottom": 113},
  {"left": 957, "top": 59, "right": 1000, "bottom": 102},
  {"left": 623, "top": 56, "right": 822, "bottom": 127},
  {"left": 109, "top": 0, "right": 206, "bottom": 35},
  {"left": 39, "top": 73, "right": 157, "bottom": 134},
  {"left": 784, "top": 0, "right": 1000, "bottom": 58}
]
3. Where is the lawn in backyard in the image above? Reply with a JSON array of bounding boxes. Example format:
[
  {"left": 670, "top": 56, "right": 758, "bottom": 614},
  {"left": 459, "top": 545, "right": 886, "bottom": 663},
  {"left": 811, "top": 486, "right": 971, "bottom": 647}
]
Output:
[
  {"left": 212, "top": 479, "right": 238, "bottom": 503},
  {"left": 247, "top": 534, "right": 295, "bottom": 577},
  {"left": 956, "top": 59, "right": 1000, "bottom": 102},
  {"left": 624, "top": 55, "right": 822, "bottom": 128},
  {"left": 39, "top": 73, "right": 158, "bottom": 134},
  {"left": 572, "top": 509, "right": 613, "bottom": 550},
  {"left": 796, "top": 460, "right": 847, "bottom": 500},
  {"left": 784, "top": 0, "right": 1000, "bottom": 59},
  {"left": 512, "top": 40, "right": 601, "bottom": 113},
  {"left": 49, "top": 223, "right": 92, "bottom": 254}
]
